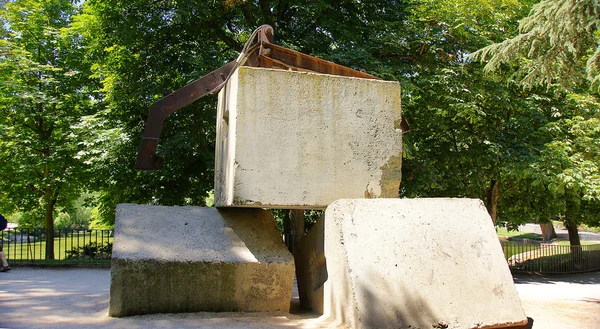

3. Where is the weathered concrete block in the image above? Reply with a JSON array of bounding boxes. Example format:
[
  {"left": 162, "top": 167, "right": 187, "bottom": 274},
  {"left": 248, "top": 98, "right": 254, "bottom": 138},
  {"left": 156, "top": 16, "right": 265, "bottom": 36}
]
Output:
[
  {"left": 215, "top": 67, "right": 403, "bottom": 209},
  {"left": 109, "top": 204, "right": 295, "bottom": 317},
  {"left": 299, "top": 198, "right": 528, "bottom": 329}
]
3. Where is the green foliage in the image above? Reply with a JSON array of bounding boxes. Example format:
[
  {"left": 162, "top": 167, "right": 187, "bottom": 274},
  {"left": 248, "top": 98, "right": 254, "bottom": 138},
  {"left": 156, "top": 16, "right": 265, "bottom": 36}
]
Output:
[
  {"left": 72, "top": 0, "right": 238, "bottom": 223},
  {"left": 88, "top": 207, "right": 112, "bottom": 230},
  {"left": 472, "top": 0, "right": 600, "bottom": 239},
  {"left": 54, "top": 193, "right": 102, "bottom": 230},
  {"left": 399, "top": 0, "right": 539, "bottom": 219},
  {"left": 273, "top": 209, "right": 323, "bottom": 235},
  {"left": 473, "top": 0, "right": 600, "bottom": 91},
  {"left": 0, "top": 1, "right": 98, "bottom": 231},
  {"left": 9, "top": 211, "right": 40, "bottom": 228},
  {"left": 54, "top": 212, "right": 73, "bottom": 230},
  {"left": 65, "top": 241, "right": 112, "bottom": 260}
]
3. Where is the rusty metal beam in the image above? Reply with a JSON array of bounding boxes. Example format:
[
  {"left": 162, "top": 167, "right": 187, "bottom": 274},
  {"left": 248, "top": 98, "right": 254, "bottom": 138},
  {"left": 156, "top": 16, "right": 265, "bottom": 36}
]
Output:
[
  {"left": 134, "top": 60, "right": 237, "bottom": 170},
  {"left": 263, "top": 43, "right": 381, "bottom": 80}
]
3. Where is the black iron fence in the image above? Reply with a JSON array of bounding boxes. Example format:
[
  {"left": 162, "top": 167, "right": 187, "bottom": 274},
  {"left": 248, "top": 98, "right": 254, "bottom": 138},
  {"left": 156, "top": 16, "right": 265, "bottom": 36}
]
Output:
[
  {"left": 3, "top": 228, "right": 599, "bottom": 273},
  {"left": 501, "top": 240, "right": 600, "bottom": 274},
  {"left": 0, "top": 228, "right": 112, "bottom": 266}
]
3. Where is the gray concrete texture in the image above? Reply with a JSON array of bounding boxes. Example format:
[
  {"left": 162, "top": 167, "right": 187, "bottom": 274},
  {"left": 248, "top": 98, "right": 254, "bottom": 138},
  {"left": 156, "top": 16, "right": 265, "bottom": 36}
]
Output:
[
  {"left": 109, "top": 204, "right": 295, "bottom": 317},
  {"left": 306, "top": 198, "right": 529, "bottom": 329},
  {"left": 214, "top": 67, "right": 403, "bottom": 209}
]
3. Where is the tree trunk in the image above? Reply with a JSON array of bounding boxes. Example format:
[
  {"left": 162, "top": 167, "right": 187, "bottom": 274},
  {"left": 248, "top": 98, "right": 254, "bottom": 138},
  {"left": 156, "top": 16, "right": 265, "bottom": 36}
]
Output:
[
  {"left": 44, "top": 192, "right": 55, "bottom": 260},
  {"left": 485, "top": 180, "right": 500, "bottom": 225},
  {"left": 42, "top": 151, "right": 56, "bottom": 260},
  {"left": 565, "top": 218, "right": 581, "bottom": 246},
  {"left": 539, "top": 222, "right": 557, "bottom": 241},
  {"left": 565, "top": 217, "right": 583, "bottom": 269}
]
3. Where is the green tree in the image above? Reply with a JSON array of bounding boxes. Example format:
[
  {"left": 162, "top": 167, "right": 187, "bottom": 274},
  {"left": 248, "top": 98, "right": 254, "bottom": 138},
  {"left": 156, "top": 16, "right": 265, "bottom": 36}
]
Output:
[
  {"left": 0, "top": 0, "right": 96, "bottom": 259},
  {"left": 500, "top": 93, "right": 600, "bottom": 247},
  {"left": 472, "top": 0, "right": 600, "bottom": 247},
  {"left": 474, "top": 0, "right": 600, "bottom": 91},
  {"left": 397, "top": 0, "right": 541, "bottom": 224}
]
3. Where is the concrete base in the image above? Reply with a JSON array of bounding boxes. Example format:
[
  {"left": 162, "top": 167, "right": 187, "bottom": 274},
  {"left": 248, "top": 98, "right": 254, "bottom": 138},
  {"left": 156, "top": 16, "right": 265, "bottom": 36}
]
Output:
[
  {"left": 296, "top": 198, "right": 528, "bottom": 329},
  {"left": 215, "top": 66, "right": 403, "bottom": 209},
  {"left": 109, "top": 204, "right": 295, "bottom": 317}
]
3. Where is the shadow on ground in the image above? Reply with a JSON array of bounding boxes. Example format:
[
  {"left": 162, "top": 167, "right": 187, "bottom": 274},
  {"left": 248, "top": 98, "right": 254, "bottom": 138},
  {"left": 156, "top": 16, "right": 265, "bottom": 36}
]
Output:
[{"left": 513, "top": 271, "right": 600, "bottom": 285}]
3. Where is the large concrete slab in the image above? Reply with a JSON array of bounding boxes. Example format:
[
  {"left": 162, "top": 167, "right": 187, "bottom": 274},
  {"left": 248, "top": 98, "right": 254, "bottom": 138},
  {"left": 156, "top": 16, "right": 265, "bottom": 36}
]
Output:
[
  {"left": 215, "top": 67, "right": 403, "bottom": 209},
  {"left": 109, "top": 204, "right": 295, "bottom": 317},
  {"left": 297, "top": 198, "right": 528, "bottom": 329}
]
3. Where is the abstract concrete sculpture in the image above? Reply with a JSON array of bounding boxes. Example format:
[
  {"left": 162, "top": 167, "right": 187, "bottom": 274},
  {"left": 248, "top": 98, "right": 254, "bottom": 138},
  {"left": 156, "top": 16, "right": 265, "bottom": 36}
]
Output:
[{"left": 119, "top": 25, "right": 529, "bottom": 329}]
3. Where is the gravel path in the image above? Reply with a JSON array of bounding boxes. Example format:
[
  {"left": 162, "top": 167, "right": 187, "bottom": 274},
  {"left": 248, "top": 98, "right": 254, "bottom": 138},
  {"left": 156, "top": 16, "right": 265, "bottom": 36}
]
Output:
[{"left": 0, "top": 268, "right": 598, "bottom": 328}]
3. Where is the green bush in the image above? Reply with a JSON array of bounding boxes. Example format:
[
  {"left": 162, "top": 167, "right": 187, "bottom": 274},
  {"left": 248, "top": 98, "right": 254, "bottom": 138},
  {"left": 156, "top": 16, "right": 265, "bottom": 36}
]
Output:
[{"left": 65, "top": 242, "right": 112, "bottom": 260}]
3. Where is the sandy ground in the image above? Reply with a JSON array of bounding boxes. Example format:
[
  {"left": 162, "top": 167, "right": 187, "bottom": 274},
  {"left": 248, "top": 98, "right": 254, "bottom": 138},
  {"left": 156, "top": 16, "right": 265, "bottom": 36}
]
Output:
[{"left": 0, "top": 268, "right": 599, "bottom": 329}]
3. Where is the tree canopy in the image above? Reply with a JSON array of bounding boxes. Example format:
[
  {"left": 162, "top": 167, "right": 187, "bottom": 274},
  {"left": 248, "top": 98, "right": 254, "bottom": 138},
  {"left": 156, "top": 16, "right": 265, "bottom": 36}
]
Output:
[
  {"left": 0, "top": 0, "right": 97, "bottom": 257},
  {"left": 473, "top": 0, "right": 600, "bottom": 91},
  {"left": 0, "top": 0, "right": 599, "bottom": 250},
  {"left": 472, "top": 0, "right": 600, "bottom": 246}
]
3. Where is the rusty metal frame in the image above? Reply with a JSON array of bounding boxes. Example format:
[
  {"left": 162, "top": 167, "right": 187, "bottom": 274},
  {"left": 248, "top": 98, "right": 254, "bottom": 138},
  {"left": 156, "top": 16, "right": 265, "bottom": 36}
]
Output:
[{"left": 135, "top": 25, "right": 402, "bottom": 171}]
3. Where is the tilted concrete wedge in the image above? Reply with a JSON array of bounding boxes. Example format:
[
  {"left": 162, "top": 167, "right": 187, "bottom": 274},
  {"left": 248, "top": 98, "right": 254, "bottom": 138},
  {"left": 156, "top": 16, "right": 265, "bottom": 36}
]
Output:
[{"left": 295, "top": 198, "right": 529, "bottom": 329}]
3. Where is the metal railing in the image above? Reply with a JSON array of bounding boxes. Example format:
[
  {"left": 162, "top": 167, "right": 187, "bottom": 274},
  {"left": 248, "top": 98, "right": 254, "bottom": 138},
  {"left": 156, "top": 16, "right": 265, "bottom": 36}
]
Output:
[
  {"left": 0, "top": 228, "right": 113, "bottom": 266},
  {"left": 4, "top": 228, "right": 597, "bottom": 273},
  {"left": 501, "top": 240, "right": 600, "bottom": 274}
]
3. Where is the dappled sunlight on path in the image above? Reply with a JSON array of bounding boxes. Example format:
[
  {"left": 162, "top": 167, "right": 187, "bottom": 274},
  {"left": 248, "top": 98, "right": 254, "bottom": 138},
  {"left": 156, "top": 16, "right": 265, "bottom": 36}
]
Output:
[
  {"left": 0, "top": 268, "right": 334, "bottom": 329},
  {"left": 1, "top": 268, "right": 598, "bottom": 328}
]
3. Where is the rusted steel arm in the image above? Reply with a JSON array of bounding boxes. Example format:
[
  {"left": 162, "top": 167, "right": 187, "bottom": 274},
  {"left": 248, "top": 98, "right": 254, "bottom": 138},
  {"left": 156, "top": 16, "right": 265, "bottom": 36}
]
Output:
[
  {"left": 134, "top": 60, "right": 238, "bottom": 170},
  {"left": 260, "top": 42, "right": 381, "bottom": 80},
  {"left": 135, "top": 27, "right": 272, "bottom": 171}
]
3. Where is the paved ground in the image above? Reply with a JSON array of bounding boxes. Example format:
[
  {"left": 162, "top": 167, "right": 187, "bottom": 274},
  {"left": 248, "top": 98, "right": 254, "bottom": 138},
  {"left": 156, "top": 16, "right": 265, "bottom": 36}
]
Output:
[
  {"left": 0, "top": 268, "right": 599, "bottom": 329},
  {"left": 513, "top": 272, "right": 600, "bottom": 329}
]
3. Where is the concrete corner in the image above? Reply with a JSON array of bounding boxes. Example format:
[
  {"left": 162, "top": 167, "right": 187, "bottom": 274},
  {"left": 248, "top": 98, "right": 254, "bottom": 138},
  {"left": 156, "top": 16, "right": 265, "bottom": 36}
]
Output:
[
  {"left": 109, "top": 204, "right": 295, "bottom": 317},
  {"left": 215, "top": 67, "right": 403, "bottom": 209},
  {"left": 306, "top": 198, "right": 528, "bottom": 329}
]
